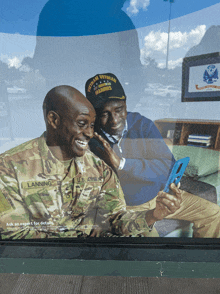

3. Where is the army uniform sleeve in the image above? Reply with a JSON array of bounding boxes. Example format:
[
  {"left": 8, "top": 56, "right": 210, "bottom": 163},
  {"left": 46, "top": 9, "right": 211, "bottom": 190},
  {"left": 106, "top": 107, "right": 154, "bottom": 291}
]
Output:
[
  {"left": 95, "top": 164, "right": 152, "bottom": 237},
  {"left": 0, "top": 157, "right": 36, "bottom": 239}
]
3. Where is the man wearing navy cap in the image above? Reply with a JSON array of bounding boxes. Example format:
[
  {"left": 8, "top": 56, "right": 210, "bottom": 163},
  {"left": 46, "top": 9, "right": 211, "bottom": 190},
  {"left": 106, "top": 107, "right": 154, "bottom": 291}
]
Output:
[{"left": 85, "top": 73, "right": 220, "bottom": 238}]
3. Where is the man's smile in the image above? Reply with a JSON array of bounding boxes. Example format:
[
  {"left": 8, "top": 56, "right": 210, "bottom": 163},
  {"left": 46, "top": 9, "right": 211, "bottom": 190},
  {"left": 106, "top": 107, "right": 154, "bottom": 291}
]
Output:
[
  {"left": 110, "top": 123, "right": 122, "bottom": 130},
  {"left": 75, "top": 139, "right": 89, "bottom": 149}
]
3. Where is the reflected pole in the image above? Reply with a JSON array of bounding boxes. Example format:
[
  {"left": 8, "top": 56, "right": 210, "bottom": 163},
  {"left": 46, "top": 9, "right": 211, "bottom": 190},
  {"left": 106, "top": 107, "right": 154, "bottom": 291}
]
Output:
[{"left": 164, "top": 0, "right": 174, "bottom": 69}]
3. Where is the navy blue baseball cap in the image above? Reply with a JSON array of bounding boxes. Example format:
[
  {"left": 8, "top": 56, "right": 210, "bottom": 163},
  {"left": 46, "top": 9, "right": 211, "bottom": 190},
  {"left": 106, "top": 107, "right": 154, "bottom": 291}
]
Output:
[{"left": 85, "top": 73, "right": 126, "bottom": 109}]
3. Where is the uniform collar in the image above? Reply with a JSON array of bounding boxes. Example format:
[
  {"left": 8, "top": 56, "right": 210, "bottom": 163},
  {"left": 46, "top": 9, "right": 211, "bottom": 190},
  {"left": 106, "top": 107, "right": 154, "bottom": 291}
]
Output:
[{"left": 38, "top": 132, "right": 85, "bottom": 177}]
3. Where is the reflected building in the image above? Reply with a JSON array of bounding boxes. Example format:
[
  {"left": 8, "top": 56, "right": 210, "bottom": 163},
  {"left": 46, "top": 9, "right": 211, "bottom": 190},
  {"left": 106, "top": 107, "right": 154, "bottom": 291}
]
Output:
[
  {"left": 32, "top": 0, "right": 145, "bottom": 110},
  {"left": 185, "top": 25, "right": 220, "bottom": 58},
  {"left": 0, "top": 82, "right": 13, "bottom": 143}
]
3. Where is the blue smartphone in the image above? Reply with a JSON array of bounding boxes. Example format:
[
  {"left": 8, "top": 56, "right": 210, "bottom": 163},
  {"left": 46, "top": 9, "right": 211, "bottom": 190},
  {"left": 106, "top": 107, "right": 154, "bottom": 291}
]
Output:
[{"left": 163, "top": 157, "right": 190, "bottom": 193}]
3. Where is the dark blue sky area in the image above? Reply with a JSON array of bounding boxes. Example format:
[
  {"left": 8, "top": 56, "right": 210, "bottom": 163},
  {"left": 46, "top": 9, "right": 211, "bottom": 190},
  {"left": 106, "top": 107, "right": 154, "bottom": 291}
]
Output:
[{"left": 0, "top": 0, "right": 219, "bottom": 35}]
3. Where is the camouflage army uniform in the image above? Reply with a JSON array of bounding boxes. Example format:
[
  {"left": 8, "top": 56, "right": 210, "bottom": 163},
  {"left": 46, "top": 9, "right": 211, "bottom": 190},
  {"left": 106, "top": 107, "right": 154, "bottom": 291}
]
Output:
[{"left": 0, "top": 133, "right": 150, "bottom": 239}]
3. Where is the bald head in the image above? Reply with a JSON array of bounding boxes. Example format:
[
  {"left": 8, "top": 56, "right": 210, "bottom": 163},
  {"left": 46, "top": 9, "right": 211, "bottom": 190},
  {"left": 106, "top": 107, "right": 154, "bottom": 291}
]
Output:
[
  {"left": 43, "top": 85, "right": 94, "bottom": 120},
  {"left": 43, "top": 85, "right": 96, "bottom": 160}
]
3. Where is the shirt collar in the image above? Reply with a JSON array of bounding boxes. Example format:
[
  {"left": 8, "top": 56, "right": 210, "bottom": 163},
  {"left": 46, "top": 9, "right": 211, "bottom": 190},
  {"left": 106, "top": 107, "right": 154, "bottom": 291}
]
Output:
[
  {"left": 101, "top": 120, "right": 127, "bottom": 143},
  {"left": 38, "top": 132, "right": 85, "bottom": 177}
]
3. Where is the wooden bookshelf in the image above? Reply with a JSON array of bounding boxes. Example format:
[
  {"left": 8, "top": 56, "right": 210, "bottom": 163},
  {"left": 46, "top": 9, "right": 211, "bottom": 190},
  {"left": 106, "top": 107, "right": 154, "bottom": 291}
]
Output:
[{"left": 154, "top": 119, "right": 220, "bottom": 150}]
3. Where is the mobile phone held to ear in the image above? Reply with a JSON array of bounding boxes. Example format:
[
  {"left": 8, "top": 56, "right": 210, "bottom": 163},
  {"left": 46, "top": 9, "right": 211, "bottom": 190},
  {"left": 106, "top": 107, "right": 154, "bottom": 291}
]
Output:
[{"left": 163, "top": 157, "right": 190, "bottom": 193}]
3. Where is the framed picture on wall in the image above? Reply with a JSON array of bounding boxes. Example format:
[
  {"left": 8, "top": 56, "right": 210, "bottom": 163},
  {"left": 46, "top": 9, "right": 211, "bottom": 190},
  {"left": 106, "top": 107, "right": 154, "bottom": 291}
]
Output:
[{"left": 182, "top": 52, "right": 220, "bottom": 102}]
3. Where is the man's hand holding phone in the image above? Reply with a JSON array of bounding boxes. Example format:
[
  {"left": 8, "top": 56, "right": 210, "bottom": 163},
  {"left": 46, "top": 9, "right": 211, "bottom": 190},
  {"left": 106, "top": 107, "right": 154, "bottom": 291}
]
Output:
[
  {"left": 150, "top": 157, "right": 189, "bottom": 222},
  {"left": 144, "top": 155, "right": 190, "bottom": 227},
  {"left": 145, "top": 183, "right": 182, "bottom": 226},
  {"left": 153, "top": 183, "right": 182, "bottom": 220}
]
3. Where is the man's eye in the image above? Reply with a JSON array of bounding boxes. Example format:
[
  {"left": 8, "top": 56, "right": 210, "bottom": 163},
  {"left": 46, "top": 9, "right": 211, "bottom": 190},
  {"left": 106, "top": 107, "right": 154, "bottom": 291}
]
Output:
[
  {"left": 116, "top": 108, "right": 122, "bottom": 113},
  {"left": 78, "top": 121, "right": 86, "bottom": 127}
]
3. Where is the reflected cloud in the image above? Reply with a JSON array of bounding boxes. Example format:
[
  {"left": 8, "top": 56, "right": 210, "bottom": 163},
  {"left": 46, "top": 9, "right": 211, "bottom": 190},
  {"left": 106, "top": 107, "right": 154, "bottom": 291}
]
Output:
[
  {"left": 141, "top": 25, "right": 206, "bottom": 67},
  {"left": 8, "top": 57, "right": 21, "bottom": 69},
  {"left": 127, "top": 0, "right": 150, "bottom": 15}
]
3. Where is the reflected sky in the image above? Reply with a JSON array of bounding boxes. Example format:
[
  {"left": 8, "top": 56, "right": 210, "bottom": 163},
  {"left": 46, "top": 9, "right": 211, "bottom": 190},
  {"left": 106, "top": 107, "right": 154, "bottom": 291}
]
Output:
[{"left": 0, "top": 0, "right": 219, "bottom": 35}]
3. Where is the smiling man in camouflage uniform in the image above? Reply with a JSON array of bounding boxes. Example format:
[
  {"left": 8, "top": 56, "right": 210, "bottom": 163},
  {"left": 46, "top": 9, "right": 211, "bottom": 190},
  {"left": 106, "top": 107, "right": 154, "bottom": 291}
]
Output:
[{"left": 0, "top": 85, "right": 182, "bottom": 239}]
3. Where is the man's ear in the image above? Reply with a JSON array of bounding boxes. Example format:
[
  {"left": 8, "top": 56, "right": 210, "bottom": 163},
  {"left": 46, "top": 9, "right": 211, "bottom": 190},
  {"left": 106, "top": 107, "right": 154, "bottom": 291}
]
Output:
[{"left": 47, "top": 111, "right": 60, "bottom": 129}]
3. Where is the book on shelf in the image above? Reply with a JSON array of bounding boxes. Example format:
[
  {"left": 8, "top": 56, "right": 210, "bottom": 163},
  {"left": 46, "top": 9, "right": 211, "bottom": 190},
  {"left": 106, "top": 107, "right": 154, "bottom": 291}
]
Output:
[
  {"left": 188, "top": 134, "right": 212, "bottom": 140},
  {"left": 187, "top": 142, "right": 211, "bottom": 147},
  {"left": 187, "top": 134, "right": 212, "bottom": 147},
  {"left": 167, "top": 129, "right": 175, "bottom": 139},
  {"left": 188, "top": 138, "right": 211, "bottom": 144}
]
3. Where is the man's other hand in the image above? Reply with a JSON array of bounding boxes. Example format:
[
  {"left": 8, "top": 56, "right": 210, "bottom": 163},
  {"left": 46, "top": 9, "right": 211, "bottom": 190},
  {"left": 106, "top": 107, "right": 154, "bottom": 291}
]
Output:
[
  {"left": 94, "top": 132, "right": 120, "bottom": 170},
  {"left": 145, "top": 183, "right": 182, "bottom": 226}
]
